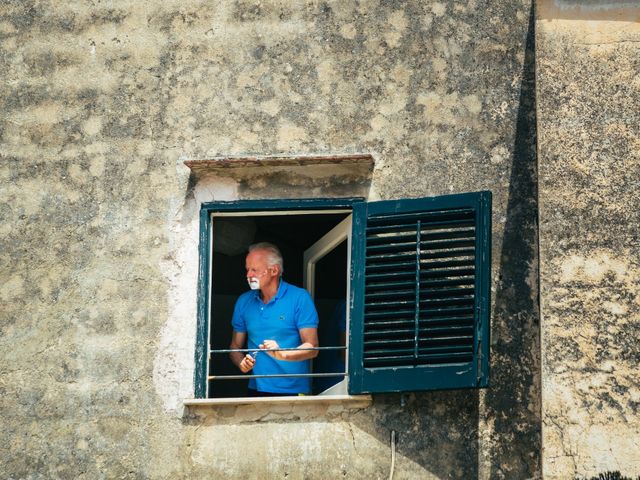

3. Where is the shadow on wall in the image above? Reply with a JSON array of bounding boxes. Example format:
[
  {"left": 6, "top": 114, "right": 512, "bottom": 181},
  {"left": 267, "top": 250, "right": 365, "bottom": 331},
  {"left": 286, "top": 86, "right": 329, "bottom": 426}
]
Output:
[
  {"left": 351, "top": 390, "right": 481, "bottom": 478},
  {"left": 487, "top": 3, "right": 541, "bottom": 478}
]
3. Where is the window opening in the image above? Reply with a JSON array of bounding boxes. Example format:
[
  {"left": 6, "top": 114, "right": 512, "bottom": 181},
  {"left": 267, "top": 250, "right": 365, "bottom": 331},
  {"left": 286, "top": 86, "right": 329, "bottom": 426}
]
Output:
[{"left": 207, "top": 210, "right": 351, "bottom": 399}]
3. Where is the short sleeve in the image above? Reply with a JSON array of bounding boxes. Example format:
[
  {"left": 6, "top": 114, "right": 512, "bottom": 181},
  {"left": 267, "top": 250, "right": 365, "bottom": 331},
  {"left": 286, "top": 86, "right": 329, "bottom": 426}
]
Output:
[
  {"left": 295, "top": 290, "right": 319, "bottom": 330},
  {"left": 231, "top": 296, "right": 248, "bottom": 333}
]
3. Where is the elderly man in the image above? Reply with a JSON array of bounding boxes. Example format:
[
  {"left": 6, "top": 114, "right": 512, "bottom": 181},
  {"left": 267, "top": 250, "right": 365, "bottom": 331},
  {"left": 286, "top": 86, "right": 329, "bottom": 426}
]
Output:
[{"left": 229, "top": 242, "right": 319, "bottom": 396}]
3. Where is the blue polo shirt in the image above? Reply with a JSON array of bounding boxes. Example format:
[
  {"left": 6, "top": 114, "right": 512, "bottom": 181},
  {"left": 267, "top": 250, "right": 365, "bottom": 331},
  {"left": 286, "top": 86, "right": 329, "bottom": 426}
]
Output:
[{"left": 231, "top": 280, "right": 319, "bottom": 394}]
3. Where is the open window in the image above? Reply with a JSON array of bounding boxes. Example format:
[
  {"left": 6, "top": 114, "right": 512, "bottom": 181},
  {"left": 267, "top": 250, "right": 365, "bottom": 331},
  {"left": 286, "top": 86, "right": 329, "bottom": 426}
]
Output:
[
  {"left": 194, "top": 192, "right": 491, "bottom": 399},
  {"left": 205, "top": 206, "right": 351, "bottom": 398}
]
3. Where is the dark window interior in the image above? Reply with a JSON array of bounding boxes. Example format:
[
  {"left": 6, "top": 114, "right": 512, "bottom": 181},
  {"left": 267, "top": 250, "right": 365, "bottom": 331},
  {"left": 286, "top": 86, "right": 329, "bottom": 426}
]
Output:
[{"left": 208, "top": 212, "right": 349, "bottom": 398}]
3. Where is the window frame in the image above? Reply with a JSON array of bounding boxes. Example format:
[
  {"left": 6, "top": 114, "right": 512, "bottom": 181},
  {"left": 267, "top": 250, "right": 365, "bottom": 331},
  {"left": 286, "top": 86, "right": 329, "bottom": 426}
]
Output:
[{"left": 194, "top": 198, "right": 363, "bottom": 399}]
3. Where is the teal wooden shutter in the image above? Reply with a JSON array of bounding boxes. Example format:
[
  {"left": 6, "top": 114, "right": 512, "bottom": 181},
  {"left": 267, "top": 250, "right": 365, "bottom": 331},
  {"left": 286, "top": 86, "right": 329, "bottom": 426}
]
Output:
[{"left": 348, "top": 191, "right": 491, "bottom": 394}]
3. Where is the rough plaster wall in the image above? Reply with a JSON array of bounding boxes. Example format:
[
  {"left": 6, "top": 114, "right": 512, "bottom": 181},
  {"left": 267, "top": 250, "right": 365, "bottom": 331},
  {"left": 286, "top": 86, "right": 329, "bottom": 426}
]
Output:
[
  {"left": 1, "top": 1, "right": 539, "bottom": 478},
  {"left": 536, "top": 1, "right": 640, "bottom": 478}
]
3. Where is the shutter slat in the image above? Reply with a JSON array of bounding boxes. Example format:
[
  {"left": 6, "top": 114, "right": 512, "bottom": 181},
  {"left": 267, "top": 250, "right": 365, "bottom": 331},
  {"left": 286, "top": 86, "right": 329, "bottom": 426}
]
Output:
[
  {"left": 419, "top": 259, "right": 475, "bottom": 269},
  {"left": 366, "top": 271, "right": 417, "bottom": 281},
  {"left": 364, "top": 355, "right": 415, "bottom": 366},
  {"left": 365, "top": 328, "right": 415, "bottom": 337},
  {"left": 423, "top": 250, "right": 474, "bottom": 257},
  {"left": 419, "top": 335, "right": 474, "bottom": 344},
  {"left": 364, "top": 336, "right": 473, "bottom": 346},
  {"left": 365, "top": 296, "right": 473, "bottom": 310},
  {"left": 421, "top": 248, "right": 475, "bottom": 260},
  {"left": 364, "top": 309, "right": 415, "bottom": 319},
  {"left": 419, "top": 306, "right": 474, "bottom": 316},
  {"left": 367, "top": 248, "right": 475, "bottom": 262},
  {"left": 366, "top": 286, "right": 473, "bottom": 300},
  {"left": 419, "top": 316, "right": 474, "bottom": 325},
  {"left": 364, "top": 347, "right": 414, "bottom": 357},
  {"left": 367, "top": 268, "right": 475, "bottom": 282},
  {"left": 364, "top": 299, "right": 417, "bottom": 309},
  {"left": 419, "top": 229, "right": 475, "bottom": 241},
  {"left": 423, "top": 325, "right": 474, "bottom": 334},
  {"left": 420, "top": 297, "right": 475, "bottom": 307},
  {"left": 365, "top": 261, "right": 416, "bottom": 271},
  {"left": 367, "top": 242, "right": 416, "bottom": 254},
  {"left": 420, "top": 239, "right": 476, "bottom": 250},
  {"left": 419, "top": 346, "right": 473, "bottom": 354},
  {"left": 364, "top": 351, "right": 473, "bottom": 367},
  {"left": 365, "top": 289, "right": 415, "bottom": 300},
  {"left": 367, "top": 236, "right": 415, "bottom": 248},
  {"left": 365, "top": 325, "right": 473, "bottom": 338},
  {"left": 420, "top": 268, "right": 475, "bottom": 279},
  {"left": 416, "top": 351, "right": 473, "bottom": 362},
  {"left": 366, "top": 223, "right": 416, "bottom": 233},
  {"left": 364, "top": 338, "right": 415, "bottom": 347},
  {"left": 367, "top": 208, "right": 474, "bottom": 227},
  {"left": 366, "top": 252, "right": 417, "bottom": 262},
  {"left": 363, "top": 318, "right": 414, "bottom": 328},
  {"left": 365, "top": 277, "right": 475, "bottom": 291},
  {"left": 364, "top": 280, "right": 415, "bottom": 290},
  {"left": 418, "top": 287, "right": 475, "bottom": 298}
]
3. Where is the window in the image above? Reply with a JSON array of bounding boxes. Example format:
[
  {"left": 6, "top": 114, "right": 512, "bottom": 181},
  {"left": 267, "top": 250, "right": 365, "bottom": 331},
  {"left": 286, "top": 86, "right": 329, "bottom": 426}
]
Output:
[{"left": 194, "top": 192, "right": 491, "bottom": 399}]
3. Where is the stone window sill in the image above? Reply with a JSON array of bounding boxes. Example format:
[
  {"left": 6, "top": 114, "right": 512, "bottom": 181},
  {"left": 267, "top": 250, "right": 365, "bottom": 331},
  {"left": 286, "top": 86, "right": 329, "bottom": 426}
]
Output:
[{"left": 183, "top": 394, "right": 372, "bottom": 409}]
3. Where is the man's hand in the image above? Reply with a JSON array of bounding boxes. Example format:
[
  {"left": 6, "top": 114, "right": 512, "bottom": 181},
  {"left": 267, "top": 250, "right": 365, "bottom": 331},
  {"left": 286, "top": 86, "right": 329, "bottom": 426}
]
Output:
[
  {"left": 260, "top": 332, "right": 319, "bottom": 361},
  {"left": 238, "top": 353, "right": 256, "bottom": 373},
  {"left": 230, "top": 331, "right": 256, "bottom": 373},
  {"left": 260, "top": 339, "right": 285, "bottom": 360}
]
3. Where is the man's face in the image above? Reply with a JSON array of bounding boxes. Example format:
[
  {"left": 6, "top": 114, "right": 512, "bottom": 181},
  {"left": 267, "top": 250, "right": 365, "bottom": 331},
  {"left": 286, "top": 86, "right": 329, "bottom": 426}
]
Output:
[{"left": 245, "top": 250, "right": 278, "bottom": 290}]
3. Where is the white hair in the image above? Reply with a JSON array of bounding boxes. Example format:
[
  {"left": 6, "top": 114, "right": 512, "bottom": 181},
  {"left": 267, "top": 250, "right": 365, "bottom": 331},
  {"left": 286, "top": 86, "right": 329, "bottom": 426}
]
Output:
[{"left": 248, "top": 242, "right": 284, "bottom": 274}]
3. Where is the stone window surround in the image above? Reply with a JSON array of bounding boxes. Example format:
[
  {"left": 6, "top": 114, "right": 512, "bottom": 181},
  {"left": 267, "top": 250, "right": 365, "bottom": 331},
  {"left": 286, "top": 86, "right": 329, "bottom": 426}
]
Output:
[{"left": 183, "top": 154, "right": 375, "bottom": 410}]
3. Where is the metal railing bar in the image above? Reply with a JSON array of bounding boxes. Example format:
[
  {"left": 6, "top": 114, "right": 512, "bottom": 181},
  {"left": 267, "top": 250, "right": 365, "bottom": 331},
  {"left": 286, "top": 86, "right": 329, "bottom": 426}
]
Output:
[
  {"left": 210, "top": 346, "right": 346, "bottom": 354},
  {"left": 208, "top": 372, "right": 348, "bottom": 380}
]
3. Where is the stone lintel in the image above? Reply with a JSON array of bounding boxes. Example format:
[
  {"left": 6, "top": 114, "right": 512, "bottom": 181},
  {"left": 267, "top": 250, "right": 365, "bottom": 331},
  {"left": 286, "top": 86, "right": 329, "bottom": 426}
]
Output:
[{"left": 184, "top": 153, "right": 375, "bottom": 176}]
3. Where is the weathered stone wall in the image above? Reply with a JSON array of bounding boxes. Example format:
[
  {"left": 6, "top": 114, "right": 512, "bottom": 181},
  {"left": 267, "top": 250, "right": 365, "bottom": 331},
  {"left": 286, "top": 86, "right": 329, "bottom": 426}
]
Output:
[
  {"left": 1, "top": 1, "right": 540, "bottom": 478},
  {"left": 537, "top": 1, "right": 640, "bottom": 478}
]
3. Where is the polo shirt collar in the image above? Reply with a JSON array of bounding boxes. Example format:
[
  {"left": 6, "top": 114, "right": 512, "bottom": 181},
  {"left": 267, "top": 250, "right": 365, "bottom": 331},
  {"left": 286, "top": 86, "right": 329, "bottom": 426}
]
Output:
[
  {"left": 252, "top": 278, "right": 288, "bottom": 304},
  {"left": 272, "top": 279, "right": 287, "bottom": 301}
]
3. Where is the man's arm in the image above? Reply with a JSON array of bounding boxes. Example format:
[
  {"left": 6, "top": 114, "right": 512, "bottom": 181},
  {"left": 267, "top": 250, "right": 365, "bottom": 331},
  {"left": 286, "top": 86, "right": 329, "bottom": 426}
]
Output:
[
  {"left": 229, "top": 330, "right": 255, "bottom": 373},
  {"left": 261, "top": 327, "right": 319, "bottom": 361}
]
